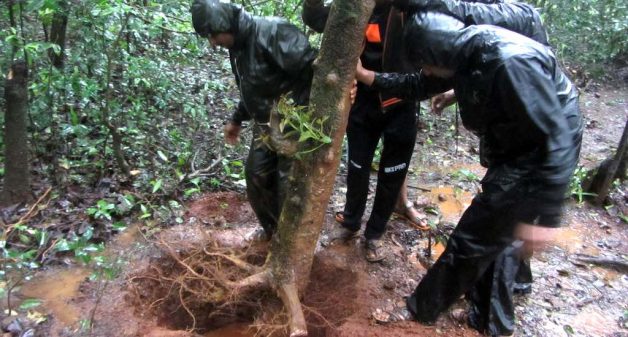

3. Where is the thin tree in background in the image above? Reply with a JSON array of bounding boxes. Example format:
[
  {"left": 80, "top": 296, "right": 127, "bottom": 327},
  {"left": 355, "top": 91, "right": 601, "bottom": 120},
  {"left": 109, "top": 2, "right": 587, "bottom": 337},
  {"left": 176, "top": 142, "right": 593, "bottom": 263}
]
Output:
[{"left": 48, "top": 0, "right": 68, "bottom": 69}]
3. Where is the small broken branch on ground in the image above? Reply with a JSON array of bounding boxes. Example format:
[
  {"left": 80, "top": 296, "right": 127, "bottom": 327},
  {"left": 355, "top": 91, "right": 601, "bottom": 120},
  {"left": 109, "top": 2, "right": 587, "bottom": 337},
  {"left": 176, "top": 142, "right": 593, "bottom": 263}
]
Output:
[
  {"left": 3, "top": 187, "right": 52, "bottom": 236},
  {"left": 573, "top": 254, "right": 628, "bottom": 273},
  {"left": 185, "top": 154, "right": 223, "bottom": 180}
]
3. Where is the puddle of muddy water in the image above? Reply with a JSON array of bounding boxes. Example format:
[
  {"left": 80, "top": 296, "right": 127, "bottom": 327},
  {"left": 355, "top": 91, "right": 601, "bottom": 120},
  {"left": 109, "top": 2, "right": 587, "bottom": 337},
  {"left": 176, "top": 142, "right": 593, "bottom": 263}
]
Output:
[
  {"left": 113, "top": 223, "right": 141, "bottom": 249},
  {"left": 18, "top": 223, "right": 143, "bottom": 329},
  {"left": 431, "top": 242, "right": 446, "bottom": 260},
  {"left": 20, "top": 267, "right": 90, "bottom": 326},
  {"left": 552, "top": 227, "right": 583, "bottom": 253},
  {"left": 427, "top": 186, "right": 473, "bottom": 223}
]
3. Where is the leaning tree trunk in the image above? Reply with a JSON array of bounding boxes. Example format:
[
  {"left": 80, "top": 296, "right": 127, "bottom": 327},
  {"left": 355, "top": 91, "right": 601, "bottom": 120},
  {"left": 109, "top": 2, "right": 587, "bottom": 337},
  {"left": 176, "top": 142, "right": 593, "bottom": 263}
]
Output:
[
  {"left": 1, "top": 62, "right": 31, "bottom": 206},
  {"left": 266, "top": 0, "right": 374, "bottom": 335},
  {"left": 588, "top": 119, "right": 628, "bottom": 205}
]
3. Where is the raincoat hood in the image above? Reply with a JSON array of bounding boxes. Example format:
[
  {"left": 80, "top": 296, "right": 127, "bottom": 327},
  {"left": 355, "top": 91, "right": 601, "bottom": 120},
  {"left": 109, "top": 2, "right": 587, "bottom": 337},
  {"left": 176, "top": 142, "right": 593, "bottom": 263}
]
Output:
[
  {"left": 191, "top": 0, "right": 241, "bottom": 37},
  {"left": 205, "top": 6, "right": 316, "bottom": 125},
  {"left": 403, "top": 11, "right": 472, "bottom": 70},
  {"left": 401, "top": 0, "right": 548, "bottom": 46}
]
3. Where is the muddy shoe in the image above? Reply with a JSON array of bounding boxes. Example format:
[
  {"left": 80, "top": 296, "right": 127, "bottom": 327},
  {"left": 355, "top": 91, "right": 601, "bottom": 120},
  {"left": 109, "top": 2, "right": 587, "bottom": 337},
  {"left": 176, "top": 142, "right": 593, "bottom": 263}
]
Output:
[
  {"left": 393, "top": 202, "right": 430, "bottom": 231},
  {"left": 365, "top": 239, "right": 386, "bottom": 262},
  {"left": 372, "top": 306, "right": 413, "bottom": 324},
  {"left": 339, "top": 227, "right": 360, "bottom": 242},
  {"left": 244, "top": 227, "right": 271, "bottom": 242},
  {"left": 330, "top": 226, "right": 360, "bottom": 243},
  {"left": 449, "top": 308, "right": 468, "bottom": 325},
  {"left": 331, "top": 212, "right": 359, "bottom": 243}
]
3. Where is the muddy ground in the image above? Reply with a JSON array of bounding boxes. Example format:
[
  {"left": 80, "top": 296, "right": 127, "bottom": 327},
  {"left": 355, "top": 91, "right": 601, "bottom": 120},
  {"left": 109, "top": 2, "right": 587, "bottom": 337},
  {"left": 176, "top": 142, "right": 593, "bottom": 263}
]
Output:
[{"left": 5, "top": 84, "right": 627, "bottom": 337}]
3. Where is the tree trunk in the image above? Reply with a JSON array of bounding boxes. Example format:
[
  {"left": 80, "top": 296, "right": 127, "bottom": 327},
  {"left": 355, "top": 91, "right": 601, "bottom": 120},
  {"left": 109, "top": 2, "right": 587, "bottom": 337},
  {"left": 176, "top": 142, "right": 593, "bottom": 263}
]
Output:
[
  {"left": 7, "top": 0, "right": 17, "bottom": 57},
  {"left": 102, "top": 16, "right": 132, "bottom": 178},
  {"left": 1, "top": 61, "right": 32, "bottom": 206},
  {"left": 48, "top": 0, "right": 68, "bottom": 69},
  {"left": 266, "top": 0, "right": 374, "bottom": 335},
  {"left": 588, "top": 119, "right": 628, "bottom": 205},
  {"left": 7, "top": 0, "right": 17, "bottom": 27}
]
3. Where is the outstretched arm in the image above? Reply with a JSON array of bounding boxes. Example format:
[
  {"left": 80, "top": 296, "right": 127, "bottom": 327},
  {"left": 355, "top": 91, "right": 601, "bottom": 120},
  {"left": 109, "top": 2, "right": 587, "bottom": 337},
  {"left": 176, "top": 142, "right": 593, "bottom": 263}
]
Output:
[{"left": 357, "top": 61, "right": 453, "bottom": 100}]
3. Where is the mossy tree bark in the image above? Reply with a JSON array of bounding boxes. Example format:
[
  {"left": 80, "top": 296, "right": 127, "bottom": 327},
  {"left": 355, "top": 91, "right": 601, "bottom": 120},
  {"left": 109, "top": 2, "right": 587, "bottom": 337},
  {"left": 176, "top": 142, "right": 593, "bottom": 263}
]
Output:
[{"left": 1, "top": 62, "right": 32, "bottom": 206}]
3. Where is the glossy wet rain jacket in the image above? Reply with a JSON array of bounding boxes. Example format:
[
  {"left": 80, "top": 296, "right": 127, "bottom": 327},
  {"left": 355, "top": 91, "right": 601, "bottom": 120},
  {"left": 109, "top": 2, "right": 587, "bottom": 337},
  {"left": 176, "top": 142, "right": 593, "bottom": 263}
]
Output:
[
  {"left": 372, "top": 12, "right": 582, "bottom": 227},
  {"left": 395, "top": 0, "right": 548, "bottom": 45},
  {"left": 191, "top": 0, "right": 317, "bottom": 236},
  {"left": 385, "top": 12, "right": 583, "bottom": 336},
  {"left": 191, "top": 0, "right": 317, "bottom": 125}
]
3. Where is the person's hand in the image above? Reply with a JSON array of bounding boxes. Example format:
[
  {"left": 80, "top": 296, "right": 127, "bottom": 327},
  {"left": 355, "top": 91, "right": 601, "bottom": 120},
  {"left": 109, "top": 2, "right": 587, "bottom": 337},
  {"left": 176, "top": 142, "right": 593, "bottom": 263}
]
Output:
[
  {"left": 224, "top": 122, "right": 241, "bottom": 145},
  {"left": 350, "top": 79, "right": 357, "bottom": 104},
  {"left": 430, "top": 89, "right": 456, "bottom": 115},
  {"left": 355, "top": 58, "right": 375, "bottom": 86},
  {"left": 515, "top": 223, "right": 561, "bottom": 258}
]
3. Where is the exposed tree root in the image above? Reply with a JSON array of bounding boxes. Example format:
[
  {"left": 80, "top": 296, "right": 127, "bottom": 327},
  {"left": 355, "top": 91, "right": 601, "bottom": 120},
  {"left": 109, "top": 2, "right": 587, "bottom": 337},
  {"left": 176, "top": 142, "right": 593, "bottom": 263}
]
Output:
[
  {"left": 203, "top": 249, "right": 262, "bottom": 274},
  {"left": 128, "top": 237, "right": 272, "bottom": 331},
  {"left": 232, "top": 269, "right": 271, "bottom": 291},
  {"left": 127, "top": 236, "right": 341, "bottom": 336},
  {"left": 277, "top": 281, "right": 307, "bottom": 337}
]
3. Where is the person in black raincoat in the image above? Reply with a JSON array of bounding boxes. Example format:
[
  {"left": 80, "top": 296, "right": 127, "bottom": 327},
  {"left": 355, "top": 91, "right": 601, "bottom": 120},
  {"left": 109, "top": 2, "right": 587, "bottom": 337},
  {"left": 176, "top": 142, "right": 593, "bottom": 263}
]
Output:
[
  {"left": 302, "top": 0, "right": 501, "bottom": 262},
  {"left": 396, "top": 0, "right": 552, "bottom": 296},
  {"left": 303, "top": 0, "right": 424, "bottom": 262},
  {"left": 395, "top": 0, "right": 548, "bottom": 45},
  {"left": 191, "top": 0, "right": 317, "bottom": 240},
  {"left": 355, "top": 10, "right": 582, "bottom": 337}
]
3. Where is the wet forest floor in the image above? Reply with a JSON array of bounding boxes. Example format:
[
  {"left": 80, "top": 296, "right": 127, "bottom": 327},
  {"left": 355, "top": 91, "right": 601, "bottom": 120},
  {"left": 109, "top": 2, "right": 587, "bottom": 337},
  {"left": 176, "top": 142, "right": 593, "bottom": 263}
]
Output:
[{"left": 2, "top": 83, "right": 627, "bottom": 337}]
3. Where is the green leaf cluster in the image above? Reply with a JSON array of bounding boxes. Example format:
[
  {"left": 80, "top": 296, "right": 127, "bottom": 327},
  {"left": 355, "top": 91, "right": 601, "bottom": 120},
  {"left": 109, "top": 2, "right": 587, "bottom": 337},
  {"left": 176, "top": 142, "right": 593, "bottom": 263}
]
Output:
[
  {"left": 568, "top": 166, "right": 597, "bottom": 204},
  {"left": 276, "top": 97, "right": 332, "bottom": 159}
]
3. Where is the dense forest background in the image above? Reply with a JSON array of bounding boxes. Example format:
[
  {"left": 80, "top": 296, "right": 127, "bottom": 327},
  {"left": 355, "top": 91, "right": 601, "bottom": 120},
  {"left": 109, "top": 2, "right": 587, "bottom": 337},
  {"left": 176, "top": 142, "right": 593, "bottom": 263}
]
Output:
[{"left": 0, "top": 0, "right": 626, "bottom": 324}]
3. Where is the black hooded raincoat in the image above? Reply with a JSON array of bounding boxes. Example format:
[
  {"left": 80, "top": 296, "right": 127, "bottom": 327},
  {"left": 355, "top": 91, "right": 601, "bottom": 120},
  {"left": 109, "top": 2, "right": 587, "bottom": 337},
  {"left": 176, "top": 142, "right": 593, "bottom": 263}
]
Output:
[
  {"left": 192, "top": 0, "right": 316, "bottom": 236},
  {"left": 369, "top": 10, "right": 582, "bottom": 336}
]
